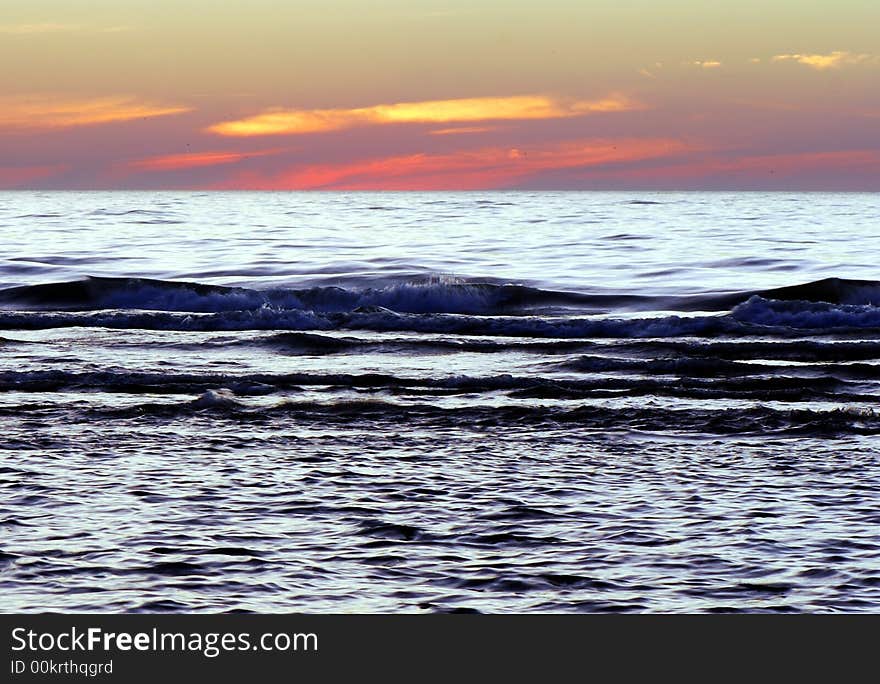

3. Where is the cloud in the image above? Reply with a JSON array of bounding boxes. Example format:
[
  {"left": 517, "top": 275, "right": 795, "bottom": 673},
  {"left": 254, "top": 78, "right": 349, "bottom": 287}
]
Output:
[
  {"left": 771, "top": 51, "right": 876, "bottom": 70},
  {"left": 638, "top": 62, "right": 664, "bottom": 78},
  {"left": 570, "top": 149, "right": 880, "bottom": 188},
  {"left": 686, "top": 60, "right": 722, "bottom": 69},
  {"left": 0, "top": 165, "right": 67, "bottom": 188},
  {"left": 207, "top": 93, "right": 645, "bottom": 137},
  {"left": 211, "top": 138, "right": 692, "bottom": 190},
  {"left": 129, "top": 149, "right": 282, "bottom": 172},
  {"left": 0, "top": 95, "right": 192, "bottom": 131},
  {"left": 428, "top": 126, "right": 498, "bottom": 136}
]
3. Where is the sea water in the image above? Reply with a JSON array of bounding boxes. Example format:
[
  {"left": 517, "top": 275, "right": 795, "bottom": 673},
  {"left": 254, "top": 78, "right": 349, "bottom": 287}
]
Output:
[{"left": 1, "top": 191, "right": 878, "bottom": 612}]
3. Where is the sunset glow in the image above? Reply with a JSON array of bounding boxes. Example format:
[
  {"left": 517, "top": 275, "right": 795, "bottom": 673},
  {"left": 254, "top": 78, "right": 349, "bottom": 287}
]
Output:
[
  {"left": 0, "top": 95, "right": 191, "bottom": 131},
  {"left": 129, "top": 149, "right": 282, "bottom": 172},
  {"left": 0, "top": 165, "right": 67, "bottom": 187},
  {"left": 213, "top": 138, "right": 693, "bottom": 190},
  {"left": 206, "top": 94, "right": 643, "bottom": 137},
  {"left": 0, "top": 1, "right": 876, "bottom": 190},
  {"left": 771, "top": 51, "right": 877, "bottom": 69}
]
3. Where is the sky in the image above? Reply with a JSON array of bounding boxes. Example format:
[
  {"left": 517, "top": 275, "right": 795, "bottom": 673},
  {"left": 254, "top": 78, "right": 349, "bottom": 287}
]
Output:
[{"left": 1, "top": 0, "right": 878, "bottom": 190}]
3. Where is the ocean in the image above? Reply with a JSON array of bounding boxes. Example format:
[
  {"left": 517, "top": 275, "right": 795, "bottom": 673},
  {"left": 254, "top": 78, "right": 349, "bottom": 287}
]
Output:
[{"left": 1, "top": 190, "right": 879, "bottom": 612}]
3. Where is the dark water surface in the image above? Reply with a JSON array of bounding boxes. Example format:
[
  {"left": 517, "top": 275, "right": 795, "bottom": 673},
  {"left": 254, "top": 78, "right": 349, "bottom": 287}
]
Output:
[{"left": 1, "top": 191, "right": 879, "bottom": 612}]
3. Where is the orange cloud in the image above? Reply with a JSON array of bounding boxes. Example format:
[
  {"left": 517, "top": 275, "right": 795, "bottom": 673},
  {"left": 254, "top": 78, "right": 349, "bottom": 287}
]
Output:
[
  {"left": 429, "top": 126, "right": 498, "bottom": 136},
  {"left": 0, "top": 165, "right": 66, "bottom": 188},
  {"left": 771, "top": 51, "right": 877, "bottom": 70},
  {"left": 213, "top": 138, "right": 692, "bottom": 190},
  {"left": 572, "top": 149, "right": 880, "bottom": 184},
  {"left": 129, "top": 149, "right": 281, "bottom": 172},
  {"left": 206, "top": 93, "right": 644, "bottom": 137},
  {"left": 0, "top": 95, "right": 191, "bottom": 131}
]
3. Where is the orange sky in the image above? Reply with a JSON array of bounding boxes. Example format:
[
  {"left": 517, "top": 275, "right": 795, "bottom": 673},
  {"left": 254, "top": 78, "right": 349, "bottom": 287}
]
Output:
[{"left": 1, "top": 1, "right": 878, "bottom": 189}]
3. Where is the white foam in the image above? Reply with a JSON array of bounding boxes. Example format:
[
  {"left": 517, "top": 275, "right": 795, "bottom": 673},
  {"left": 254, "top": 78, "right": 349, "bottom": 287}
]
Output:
[{"left": 191, "top": 388, "right": 241, "bottom": 408}]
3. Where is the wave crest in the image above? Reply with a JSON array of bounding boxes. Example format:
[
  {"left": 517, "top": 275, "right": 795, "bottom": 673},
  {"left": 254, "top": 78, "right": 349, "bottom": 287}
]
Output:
[{"left": 2, "top": 276, "right": 880, "bottom": 337}]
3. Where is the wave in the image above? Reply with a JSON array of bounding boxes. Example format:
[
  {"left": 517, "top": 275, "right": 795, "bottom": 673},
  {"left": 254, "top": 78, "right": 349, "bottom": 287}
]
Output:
[
  {"left": 755, "top": 277, "right": 880, "bottom": 306},
  {"left": 0, "top": 368, "right": 874, "bottom": 403},
  {"left": 3, "top": 299, "right": 880, "bottom": 337},
  {"left": 1, "top": 276, "right": 880, "bottom": 337},
  {"left": 0, "top": 276, "right": 636, "bottom": 315},
  {"left": 732, "top": 296, "right": 880, "bottom": 329},
  {"left": 555, "top": 355, "right": 880, "bottom": 385},
  {"left": 4, "top": 275, "right": 878, "bottom": 314},
  {"left": 5, "top": 397, "right": 877, "bottom": 437},
  {"left": 203, "top": 333, "right": 880, "bottom": 363},
  {"left": 603, "top": 339, "right": 880, "bottom": 363},
  {"left": 0, "top": 307, "right": 737, "bottom": 336}
]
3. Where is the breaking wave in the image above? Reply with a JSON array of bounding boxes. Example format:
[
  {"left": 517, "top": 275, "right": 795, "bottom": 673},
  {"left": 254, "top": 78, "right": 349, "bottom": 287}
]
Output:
[
  {"left": 3, "top": 275, "right": 880, "bottom": 319},
  {"left": 1, "top": 276, "right": 879, "bottom": 338}
]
